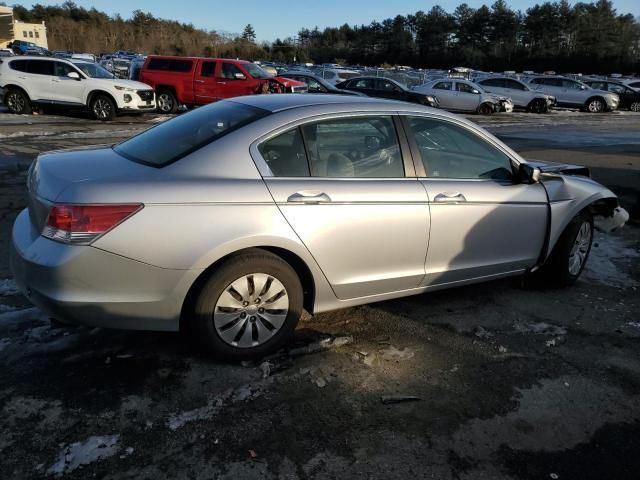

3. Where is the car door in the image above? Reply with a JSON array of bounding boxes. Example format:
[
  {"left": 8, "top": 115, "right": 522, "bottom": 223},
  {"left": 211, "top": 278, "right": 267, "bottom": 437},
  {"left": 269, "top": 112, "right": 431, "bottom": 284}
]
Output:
[
  {"left": 217, "top": 62, "right": 254, "bottom": 99},
  {"left": 255, "top": 114, "right": 430, "bottom": 299},
  {"left": 562, "top": 79, "right": 587, "bottom": 106},
  {"left": 194, "top": 60, "right": 218, "bottom": 104},
  {"left": 502, "top": 79, "right": 528, "bottom": 108},
  {"left": 430, "top": 81, "right": 455, "bottom": 109},
  {"left": 453, "top": 81, "right": 481, "bottom": 111},
  {"left": 346, "top": 78, "right": 374, "bottom": 96},
  {"left": 46, "top": 61, "right": 85, "bottom": 104},
  {"left": 24, "top": 59, "right": 55, "bottom": 101},
  {"left": 401, "top": 114, "right": 548, "bottom": 286}
]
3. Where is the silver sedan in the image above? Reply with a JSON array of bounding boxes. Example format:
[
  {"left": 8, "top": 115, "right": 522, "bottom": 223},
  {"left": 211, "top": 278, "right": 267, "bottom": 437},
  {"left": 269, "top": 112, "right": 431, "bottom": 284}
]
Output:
[{"left": 11, "top": 95, "right": 627, "bottom": 359}]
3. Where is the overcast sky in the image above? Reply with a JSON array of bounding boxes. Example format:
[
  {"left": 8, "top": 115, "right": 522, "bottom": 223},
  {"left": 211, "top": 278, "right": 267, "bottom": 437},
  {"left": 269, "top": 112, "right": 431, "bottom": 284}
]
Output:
[{"left": 11, "top": 0, "right": 640, "bottom": 41}]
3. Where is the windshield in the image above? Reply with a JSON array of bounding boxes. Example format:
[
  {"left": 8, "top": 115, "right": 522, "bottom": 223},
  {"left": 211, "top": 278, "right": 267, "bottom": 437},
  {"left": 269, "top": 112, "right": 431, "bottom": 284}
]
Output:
[
  {"left": 245, "top": 63, "right": 271, "bottom": 79},
  {"left": 114, "top": 101, "right": 270, "bottom": 167},
  {"left": 74, "top": 62, "right": 114, "bottom": 79}
]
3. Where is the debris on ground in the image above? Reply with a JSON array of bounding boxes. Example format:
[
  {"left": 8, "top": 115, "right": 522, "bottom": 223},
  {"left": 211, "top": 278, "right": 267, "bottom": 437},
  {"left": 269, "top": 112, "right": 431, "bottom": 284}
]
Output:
[
  {"left": 514, "top": 322, "right": 567, "bottom": 336},
  {"left": 474, "top": 326, "right": 494, "bottom": 338},
  {"left": 379, "top": 346, "right": 415, "bottom": 362},
  {"left": 260, "top": 361, "right": 272, "bottom": 378},
  {"left": 498, "top": 346, "right": 508, "bottom": 354},
  {"left": 287, "top": 336, "right": 353, "bottom": 357},
  {"left": 380, "top": 395, "right": 421, "bottom": 405}
]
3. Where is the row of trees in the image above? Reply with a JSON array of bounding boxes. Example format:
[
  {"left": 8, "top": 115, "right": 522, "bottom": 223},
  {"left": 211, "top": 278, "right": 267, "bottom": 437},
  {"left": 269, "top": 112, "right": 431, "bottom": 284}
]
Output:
[{"left": 5, "top": 0, "right": 640, "bottom": 73}]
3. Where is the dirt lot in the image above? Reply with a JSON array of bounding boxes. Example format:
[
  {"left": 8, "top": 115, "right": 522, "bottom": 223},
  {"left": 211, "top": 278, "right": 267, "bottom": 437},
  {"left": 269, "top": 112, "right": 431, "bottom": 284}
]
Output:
[{"left": 1, "top": 107, "right": 639, "bottom": 479}]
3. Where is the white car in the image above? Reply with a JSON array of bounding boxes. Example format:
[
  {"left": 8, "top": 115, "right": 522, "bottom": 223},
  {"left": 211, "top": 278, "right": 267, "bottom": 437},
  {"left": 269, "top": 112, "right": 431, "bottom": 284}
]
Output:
[{"left": 0, "top": 56, "right": 155, "bottom": 120}]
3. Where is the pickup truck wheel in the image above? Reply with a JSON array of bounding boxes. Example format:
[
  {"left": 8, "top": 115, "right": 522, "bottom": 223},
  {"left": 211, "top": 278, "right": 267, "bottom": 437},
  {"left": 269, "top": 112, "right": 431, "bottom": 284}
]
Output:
[
  {"left": 157, "top": 90, "right": 178, "bottom": 114},
  {"left": 5, "top": 88, "right": 32, "bottom": 115},
  {"left": 91, "top": 94, "right": 116, "bottom": 121},
  {"left": 531, "top": 211, "right": 593, "bottom": 288}
]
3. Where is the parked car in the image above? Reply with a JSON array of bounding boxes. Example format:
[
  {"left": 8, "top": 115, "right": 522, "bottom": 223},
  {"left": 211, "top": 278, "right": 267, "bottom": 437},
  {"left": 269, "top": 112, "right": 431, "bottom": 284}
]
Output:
[
  {"left": 623, "top": 79, "right": 640, "bottom": 91},
  {"left": 314, "top": 67, "right": 361, "bottom": 85},
  {"left": 0, "top": 56, "right": 156, "bottom": 120},
  {"left": 0, "top": 48, "right": 14, "bottom": 57},
  {"left": 413, "top": 79, "right": 512, "bottom": 114},
  {"left": 139, "top": 55, "right": 307, "bottom": 114},
  {"left": 335, "top": 76, "right": 439, "bottom": 107},
  {"left": 10, "top": 95, "right": 627, "bottom": 359},
  {"left": 582, "top": 80, "right": 640, "bottom": 112},
  {"left": 527, "top": 76, "right": 618, "bottom": 112},
  {"left": 477, "top": 76, "right": 555, "bottom": 113},
  {"left": 7, "top": 40, "right": 41, "bottom": 55},
  {"left": 280, "top": 72, "right": 363, "bottom": 96}
]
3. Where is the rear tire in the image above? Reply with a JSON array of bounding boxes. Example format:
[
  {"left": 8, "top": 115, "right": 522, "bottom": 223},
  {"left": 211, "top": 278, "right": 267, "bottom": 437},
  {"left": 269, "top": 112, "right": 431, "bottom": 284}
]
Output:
[
  {"left": 530, "top": 211, "right": 593, "bottom": 288},
  {"left": 190, "top": 249, "right": 303, "bottom": 361},
  {"left": 156, "top": 90, "right": 178, "bottom": 114},
  {"left": 5, "top": 88, "right": 32, "bottom": 115},
  {"left": 90, "top": 94, "right": 116, "bottom": 121}
]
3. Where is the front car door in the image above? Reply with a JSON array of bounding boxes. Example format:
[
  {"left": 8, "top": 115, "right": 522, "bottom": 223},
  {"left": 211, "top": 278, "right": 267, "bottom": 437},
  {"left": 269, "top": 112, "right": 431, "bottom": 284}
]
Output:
[
  {"left": 502, "top": 79, "right": 529, "bottom": 108},
  {"left": 374, "top": 78, "right": 404, "bottom": 100},
  {"left": 401, "top": 114, "right": 548, "bottom": 285},
  {"left": 217, "top": 62, "right": 254, "bottom": 99},
  {"left": 47, "top": 61, "right": 86, "bottom": 104},
  {"left": 254, "top": 114, "right": 430, "bottom": 299},
  {"left": 453, "top": 81, "right": 481, "bottom": 111},
  {"left": 562, "top": 79, "right": 587, "bottom": 106},
  {"left": 194, "top": 60, "right": 218, "bottom": 104}
]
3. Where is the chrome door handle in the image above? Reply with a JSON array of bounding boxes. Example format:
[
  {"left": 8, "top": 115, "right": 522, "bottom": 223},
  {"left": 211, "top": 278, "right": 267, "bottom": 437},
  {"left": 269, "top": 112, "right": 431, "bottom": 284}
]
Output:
[
  {"left": 287, "top": 192, "right": 331, "bottom": 204},
  {"left": 433, "top": 192, "right": 466, "bottom": 203},
  {"left": 51, "top": 79, "right": 60, "bottom": 82},
  {"left": 195, "top": 79, "right": 205, "bottom": 83}
]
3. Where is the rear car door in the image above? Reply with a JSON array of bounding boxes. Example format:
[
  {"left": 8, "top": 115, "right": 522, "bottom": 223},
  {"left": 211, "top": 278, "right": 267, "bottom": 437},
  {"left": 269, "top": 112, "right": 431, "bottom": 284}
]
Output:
[
  {"left": 24, "top": 59, "right": 55, "bottom": 101},
  {"left": 402, "top": 114, "right": 548, "bottom": 285},
  {"left": 255, "top": 114, "right": 430, "bottom": 299},
  {"left": 193, "top": 60, "right": 218, "bottom": 104},
  {"left": 217, "top": 62, "right": 254, "bottom": 99}
]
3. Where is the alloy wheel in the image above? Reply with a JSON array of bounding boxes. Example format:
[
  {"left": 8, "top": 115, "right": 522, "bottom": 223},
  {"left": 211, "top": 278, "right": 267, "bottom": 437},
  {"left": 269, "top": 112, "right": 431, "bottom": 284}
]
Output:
[
  {"left": 630, "top": 102, "right": 640, "bottom": 112},
  {"left": 568, "top": 221, "right": 592, "bottom": 275},
  {"left": 93, "top": 98, "right": 112, "bottom": 120},
  {"left": 587, "top": 99, "right": 604, "bottom": 113},
  {"left": 7, "top": 92, "right": 25, "bottom": 113},
  {"left": 157, "top": 93, "right": 174, "bottom": 113},
  {"left": 213, "top": 273, "right": 289, "bottom": 348}
]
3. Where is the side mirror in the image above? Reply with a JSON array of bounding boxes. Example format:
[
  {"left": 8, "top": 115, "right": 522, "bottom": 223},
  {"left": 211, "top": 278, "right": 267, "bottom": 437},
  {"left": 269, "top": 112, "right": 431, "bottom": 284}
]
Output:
[
  {"left": 234, "top": 72, "right": 247, "bottom": 80},
  {"left": 472, "top": 89, "right": 480, "bottom": 94},
  {"left": 67, "top": 71, "right": 81, "bottom": 80},
  {"left": 518, "top": 163, "right": 541, "bottom": 184},
  {"left": 365, "top": 135, "right": 382, "bottom": 150}
]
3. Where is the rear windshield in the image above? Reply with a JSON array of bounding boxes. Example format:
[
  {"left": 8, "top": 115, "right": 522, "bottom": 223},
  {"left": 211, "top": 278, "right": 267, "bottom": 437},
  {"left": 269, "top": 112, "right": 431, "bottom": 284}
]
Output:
[{"left": 114, "top": 101, "right": 269, "bottom": 167}]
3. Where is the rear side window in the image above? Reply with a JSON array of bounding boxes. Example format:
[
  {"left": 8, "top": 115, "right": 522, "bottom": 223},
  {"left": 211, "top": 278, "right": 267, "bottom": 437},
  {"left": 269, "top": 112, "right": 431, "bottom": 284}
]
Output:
[
  {"left": 146, "top": 58, "right": 193, "bottom": 72},
  {"left": 258, "top": 128, "right": 309, "bottom": 177},
  {"left": 114, "top": 101, "right": 269, "bottom": 167},
  {"left": 9, "top": 59, "right": 28, "bottom": 72},
  {"left": 200, "top": 61, "right": 216, "bottom": 77},
  {"left": 27, "top": 60, "right": 54, "bottom": 76},
  {"left": 406, "top": 116, "right": 513, "bottom": 180}
]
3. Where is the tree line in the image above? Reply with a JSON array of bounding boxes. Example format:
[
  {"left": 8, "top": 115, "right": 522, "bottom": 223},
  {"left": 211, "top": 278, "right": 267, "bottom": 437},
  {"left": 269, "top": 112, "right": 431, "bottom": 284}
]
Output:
[{"left": 5, "top": 0, "right": 640, "bottom": 73}]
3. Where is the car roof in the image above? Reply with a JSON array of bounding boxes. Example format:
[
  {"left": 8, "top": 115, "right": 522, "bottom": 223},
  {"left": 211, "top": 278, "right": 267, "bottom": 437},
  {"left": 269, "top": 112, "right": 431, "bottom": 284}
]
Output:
[{"left": 230, "top": 93, "right": 454, "bottom": 117}]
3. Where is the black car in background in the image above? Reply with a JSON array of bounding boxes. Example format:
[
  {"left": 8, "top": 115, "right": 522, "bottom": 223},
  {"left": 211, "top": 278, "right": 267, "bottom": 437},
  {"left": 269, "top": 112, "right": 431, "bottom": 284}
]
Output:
[
  {"left": 583, "top": 79, "right": 640, "bottom": 111},
  {"left": 335, "top": 76, "right": 439, "bottom": 108},
  {"left": 280, "top": 72, "right": 363, "bottom": 96}
]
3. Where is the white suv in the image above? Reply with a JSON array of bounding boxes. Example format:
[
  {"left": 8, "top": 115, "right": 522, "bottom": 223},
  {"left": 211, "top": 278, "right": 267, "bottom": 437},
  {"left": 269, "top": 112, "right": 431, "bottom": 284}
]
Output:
[{"left": 0, "top": 56, "right": 156, "bottom": 120}]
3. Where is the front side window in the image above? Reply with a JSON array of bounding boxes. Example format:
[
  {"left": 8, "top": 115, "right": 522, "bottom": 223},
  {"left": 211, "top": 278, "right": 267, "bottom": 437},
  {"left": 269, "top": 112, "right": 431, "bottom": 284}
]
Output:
[
  {"left": 54, "top": 61, "right": 76, "bottom": 77},
  {"left": 115, "top": 101, "right": 269, "bottom": 167},
  {"left": 302, "top": 116, "right": 403, "bottom": 178},
  {"left": 456, "top": 82, "right": 476, "bottom": 93},
  {"left": 73, "top": 62, "right": 113, "bottom": 79},
  {"left": 406, "top": 116, "right": 513, "bottom": 180},
  {"left": 258, "top": 128, "right": 309, "bottom": 177},
  {"left": 563, "top": 79, "right": 583, "bottom": 90},
  {"left": 433, "top": 81, "right": 452, "bottom": 90},
  {"left": 377, "top": 79, "right": 399, "bottom": 91},
  {"left": 244, "top": 63, "right": 271, "bottom": 79},
  {"left": 221, "top": 63, "right": 244, "bottom": 79},
  {"left": 351, "top": 78, "right": 373, "bottom": 89}
]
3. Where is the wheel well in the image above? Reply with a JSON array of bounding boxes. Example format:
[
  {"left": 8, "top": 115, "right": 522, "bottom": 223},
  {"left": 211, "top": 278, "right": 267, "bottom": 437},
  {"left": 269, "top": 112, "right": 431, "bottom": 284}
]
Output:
[
  {"left": 585, "top": 95, "right": 605, "bottom": 105},
  {"left": 3, "top": 84, "right": 30, "bottom": 99},
  {"left": 179, "top": 247, "right": 316, "bottom": 332},
  {"left": 156, "top": 85, "right": 177, "bottom": 96},
  {"left": 587, "top": 197, "right": 618, "bottom": 218},
  {"left": 87, "top": 90, "right": 117, "bottom": 108}
]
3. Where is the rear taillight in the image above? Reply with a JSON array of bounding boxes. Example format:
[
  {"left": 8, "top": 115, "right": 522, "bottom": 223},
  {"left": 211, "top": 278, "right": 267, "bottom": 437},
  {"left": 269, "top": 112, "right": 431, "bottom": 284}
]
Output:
[{"left": 43, "top": 204, "right": 143, "bottom": 244}]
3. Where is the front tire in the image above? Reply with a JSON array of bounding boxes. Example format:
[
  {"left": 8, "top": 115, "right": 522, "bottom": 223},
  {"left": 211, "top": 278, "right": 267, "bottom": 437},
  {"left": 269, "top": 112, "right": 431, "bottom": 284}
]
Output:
[
  {"left": 90, "top": 94, "right": 116, "bottom": 121},
  {"left": 585, "top": 97, "right": 605, "bottom": 113},
  {"left": 156, "top": 90, "right": 178, "bottom": 114},
  {"left": 190, "top": 249, "right": 303, "bottom": 360},
  {"left": 477, "top": 103, "right": 494, "bottom": 115},
  {"left": 5, "top": 88, "right": 32, "bottom": 115},
  {"left": 630, "top": 101, "right": 640, "bottom": 112},
  {"left": 527, "top": 98, "right": 548, "bottom": 113},
  {"left": 533, "top": 211, "right": 593, "bottom": 287}
]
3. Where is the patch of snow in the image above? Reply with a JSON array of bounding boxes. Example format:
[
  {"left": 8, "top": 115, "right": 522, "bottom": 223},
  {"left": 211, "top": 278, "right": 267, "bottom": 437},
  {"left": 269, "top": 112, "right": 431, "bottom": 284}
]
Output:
[
  {"left": 0, "top": 279, "right": 18, "bottom": 296},
  {"left": 46, "top": 435, "right": 120, "bottom": 477},
  {"left": 514, "top": 322, "right": 567, "bottom": 336},
  {"left": 583, "top": 232, "right": 640, "bottom": 288}
]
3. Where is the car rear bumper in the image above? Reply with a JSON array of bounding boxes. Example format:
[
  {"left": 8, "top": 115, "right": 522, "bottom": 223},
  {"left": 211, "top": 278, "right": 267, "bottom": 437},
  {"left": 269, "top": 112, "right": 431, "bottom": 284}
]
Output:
[{"left": 10, "top": 208, "right": 197, "bottom": 331}]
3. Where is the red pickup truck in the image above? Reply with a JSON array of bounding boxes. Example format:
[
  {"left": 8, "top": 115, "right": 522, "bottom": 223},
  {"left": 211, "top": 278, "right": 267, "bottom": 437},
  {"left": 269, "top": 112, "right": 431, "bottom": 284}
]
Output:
[{"left": 139, "top": 56, "right": 307, "bottom": 113}]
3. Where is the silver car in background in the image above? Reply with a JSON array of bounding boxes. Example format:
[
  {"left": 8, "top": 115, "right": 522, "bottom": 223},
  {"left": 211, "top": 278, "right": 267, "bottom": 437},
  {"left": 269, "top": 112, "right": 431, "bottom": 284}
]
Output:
[
  {"left": 413, "top": 78, "right": 513, "bottom": 114},
  {"left": 477, "top": 76, "right": 555, "bottom": 113},
  {"left": 527, "top": 76, "right": 619, "bottom": 112},
  {"left": 11, "top": 95, "right": 626, "bottom": 360}
]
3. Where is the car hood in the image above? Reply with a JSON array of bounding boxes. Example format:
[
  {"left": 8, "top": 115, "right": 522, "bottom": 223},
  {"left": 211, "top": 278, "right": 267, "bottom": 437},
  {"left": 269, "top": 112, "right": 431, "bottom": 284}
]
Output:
[
  {"left": 272, "top": 76, "right": 305, "bottom": 87},
  {"left": 89, "top": 78, "right": 153, "bottom": 90}
]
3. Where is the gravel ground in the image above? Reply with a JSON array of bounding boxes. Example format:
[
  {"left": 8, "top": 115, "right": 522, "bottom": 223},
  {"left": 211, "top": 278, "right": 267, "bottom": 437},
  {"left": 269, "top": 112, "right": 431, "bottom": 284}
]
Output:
[{"left": 1, "top": 107, "right": 639, "bottom": 479}]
